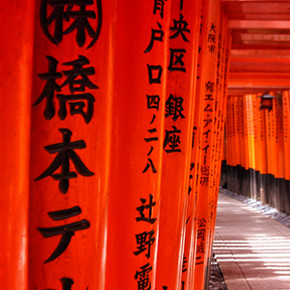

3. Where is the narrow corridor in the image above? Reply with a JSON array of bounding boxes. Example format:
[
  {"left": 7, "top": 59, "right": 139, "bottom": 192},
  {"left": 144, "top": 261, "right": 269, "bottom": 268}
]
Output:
[{"left": 214, "top": 191, "right": 290, "bottom": 290}]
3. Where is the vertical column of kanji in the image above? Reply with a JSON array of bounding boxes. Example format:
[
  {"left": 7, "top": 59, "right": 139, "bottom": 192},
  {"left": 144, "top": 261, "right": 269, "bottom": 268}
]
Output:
[
  {"left": 239, "top": 96, "right": 245, "bottom": 170},
  {"left": 0, "top": 1, "right": 35, "bottom": 290},
  {"left": 265, "top": 101, "right": 273, "bottom": 177},
  {"left": 29, "top": 0, "right": 110, "bottom": 289},
  {"left": 209, "top": 13, "right": 229, "bottom": 247},
  {"left": 215, "top": 27, "right": 231, "bottom": 186},
  {"left": 248, "top": 95, "right": 256, "bottom": 172},
  {"left": 243, "top": 96, "right": 250, "bottom": 173},
  {"left": 274, "top": 97, "right": 284, "bottom": 179},
  {"left": 103, "top": 1, "right": 170, "bottom": 289},
  {"left": 181, "top": 1, "right": 206, "bottom": 288},
  {"left": 253, "top": 95, "right": 260, "bottom": 173},
  {"left": 154, "top": 0, "right": 201, "bottom": 289},
  {"left": 234, "top": 96, "right": 240, "bottom": 168},
  {"left": 282, "top": 91, "right": 290, "bottom": 181},
  {"left": 193, "top": 0, "right": 221, "bottom": 289}
]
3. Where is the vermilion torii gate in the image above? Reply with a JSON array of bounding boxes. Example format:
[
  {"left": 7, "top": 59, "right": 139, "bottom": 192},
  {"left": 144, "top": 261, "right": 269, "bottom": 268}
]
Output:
[{"left": 1, "top": 0, "right": 290, "bottom": 289}]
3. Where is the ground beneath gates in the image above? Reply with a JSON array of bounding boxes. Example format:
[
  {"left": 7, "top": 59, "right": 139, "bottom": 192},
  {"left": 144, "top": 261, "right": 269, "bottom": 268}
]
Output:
[{"left": 213, "top": 189, "right": 290, "bottom": 290}]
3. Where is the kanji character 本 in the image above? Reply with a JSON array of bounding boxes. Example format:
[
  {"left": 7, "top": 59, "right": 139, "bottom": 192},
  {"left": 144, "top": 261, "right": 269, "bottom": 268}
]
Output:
[
  {"left": 133, "top": 230, "right": 155, "bottom": 258},
  {"left": 136, "top": 194, "right": 157, "bottom": 224},
  {"left": 144, "top": 22, "right": 164, "bottom": 53},
  {"left": 37, "top": 206, "right": 90, "bottom": 263},
  {"left": 147, "top": 64, "right": 163, "bottom": 84},
  {"left": 35, "top": 128, "right": 94, "bottom": 194},
  {"left": 33, "top": 56, "right": 62, "bottom": 120},
  {"left": 153, "top": 0, "right": 166, "bottom": 19},
  {"left": 61, "top": 55, "right": 98, "bottom": 93},
  {"left": 147, "top": 95, "right": 160, "bottom": 110},
  {"left": 170, "top": 14, "right": 190, "bottom": 42},
  {"left": 163, "top": 126, "right": 182, "bottom": 153},
  {"left": 165, "top": 94, "right": 185, "bottom": 120},
  {"left": 40, "top": 0, "right": 102, "bottom": 48},
  {"left": 168, "top": 48, "right": 186, "bottom": 72},
  {"left": 134, "top": 263, "right": 152, "bottom": 290}
]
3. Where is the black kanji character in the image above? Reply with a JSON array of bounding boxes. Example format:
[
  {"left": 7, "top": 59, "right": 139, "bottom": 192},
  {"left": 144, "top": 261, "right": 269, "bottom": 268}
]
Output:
[
  {"left": 201, "top": 165, "right": 210, "bottom": 176},
  {"left": 208, "top": 33, "right": 216, "bottom": 44},
  {"left": 209, "top": 23, "right": 216, "bottom": 33},
  {"left": 61, "top": 55, "right": 98, "bottom": 93},
  {"left": 144, "top": 22, "right": 164, "bottom": 53},
  {"left": 147, "top": 64, "right": 163, "bottom": 84},
  {"left": 147, "top": 95, "right": 160, "bottom": 110},
  {"left": 144, "top": 128, "right": 158, "bottom": 142},
  {"left": 170, "top": 14, "right": 190, "bottom": 42},
  {"left": 133, "top": 230, "right": 155, "bottom": 258},
  {"left": 136, "top": 194, "right": 157, "bottom": 224},
  {"left": 165, "top": 94, "right": 185, "bottom": 120},
  {"left": 57, "top": 93, "right": 95, "bottom": 123},
  {"left": 40, "top": 0, "right": 102, "bottom": 48},
  {"left": 205, "top": 81, "right": 215, "bottom": 92},
  {"left": 35, "top": 128, "right": 94, "bottom": 194},
  {"left": 163, "top": 126, "right": 181, "bottom": 153},
  {"left": 33, "top": 56, "right": 62, "bottom": 120},
  {"left": 198, "top": 217, "right": 206, "bottom": 228},
  {"left": 153, "top": 0, "right": 166, "bottom": 19},
  {"left": 168, "top": 48, "right": 186, "bottom": 72},
  {"left": 196, "top": 241, "right": 205, "bottom": 254},
  {"left": 142, "top": 158, "right": 157, "bottom": 174},
  {"left": 197, "top": 229, "right": 205, "bottom": 241},
  {"left": 134, "top": 263, "right": 152, "bottom": 290},
  {"left": 37, "top": 206, "right": 90, "bottom": 263}
]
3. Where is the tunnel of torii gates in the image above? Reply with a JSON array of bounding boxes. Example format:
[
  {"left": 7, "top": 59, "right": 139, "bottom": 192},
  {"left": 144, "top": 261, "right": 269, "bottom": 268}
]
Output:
[{"left": 1, "top": 0, "right": 290, "bottom": 289}]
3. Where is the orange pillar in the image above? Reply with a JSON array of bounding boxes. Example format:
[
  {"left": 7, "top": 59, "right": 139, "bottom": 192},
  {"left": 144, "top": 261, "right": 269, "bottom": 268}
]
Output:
[
  {"left": 104, "top": 1, "right": 170, "bottom": 289},
  {"left": 0, "top": 1, "right": 35, "bottom": 290},
  {"left": 282, "top": 91, "right": 290, "bottom": 181},
  {"left": 182, "top": 1, "right": 206, "bottom": 288},
  {"left": 28, "top": 1, "right": 141, "bottom": 289},
  {"left": 155, "top": 0, "right": 201, "bottom": 289},
  {"left": 194, "top": 0, "right": 221, "bottom": 288}
]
